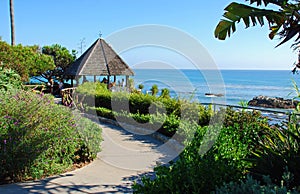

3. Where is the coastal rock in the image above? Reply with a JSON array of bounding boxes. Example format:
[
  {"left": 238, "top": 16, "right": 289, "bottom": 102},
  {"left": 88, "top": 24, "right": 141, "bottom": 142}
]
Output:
[{"left": 248, "top": 95, "right": 298, "bottom": 109}]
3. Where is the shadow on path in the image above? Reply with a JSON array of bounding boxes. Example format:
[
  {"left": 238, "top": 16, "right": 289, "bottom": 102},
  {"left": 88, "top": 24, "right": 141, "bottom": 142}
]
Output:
[
  {"left": 0, "top": 174, "right": 100, "bottom": 194},
  {"left": 100, "top": 171, "right": 155, "bottom": 194}
]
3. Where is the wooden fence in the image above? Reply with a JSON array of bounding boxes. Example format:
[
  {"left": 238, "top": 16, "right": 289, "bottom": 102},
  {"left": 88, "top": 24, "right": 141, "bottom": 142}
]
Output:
[
  {"left": 24, "top": 85, "right": 46, "bottom": 93},
  {"left": 61, "top": 87, "right": 77, "bottom": 106}
]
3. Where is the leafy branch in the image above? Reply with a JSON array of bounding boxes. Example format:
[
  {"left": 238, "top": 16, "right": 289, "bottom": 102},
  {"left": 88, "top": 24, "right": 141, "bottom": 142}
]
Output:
[{"left": 215, "top": 0, "right": 300, "bottom": 48}]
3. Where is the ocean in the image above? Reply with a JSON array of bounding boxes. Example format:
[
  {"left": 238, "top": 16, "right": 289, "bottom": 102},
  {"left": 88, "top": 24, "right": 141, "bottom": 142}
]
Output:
[{"left": 133, "top": 69, "right": 300, "bottom": 106}]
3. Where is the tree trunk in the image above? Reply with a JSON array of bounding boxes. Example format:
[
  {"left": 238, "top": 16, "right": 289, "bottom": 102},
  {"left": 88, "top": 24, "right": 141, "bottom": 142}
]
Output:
[{"left": 9, "top": 0, "right": 15, "bottom": 46}]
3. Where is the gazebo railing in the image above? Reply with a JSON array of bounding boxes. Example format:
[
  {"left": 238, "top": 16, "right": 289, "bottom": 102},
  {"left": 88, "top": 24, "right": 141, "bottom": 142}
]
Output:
[
  {"left": 61, "top": 87, "right": 77, "bottom": 106},
  {"left": 24, "top": 85, "right": 46, "bottom": 93}
]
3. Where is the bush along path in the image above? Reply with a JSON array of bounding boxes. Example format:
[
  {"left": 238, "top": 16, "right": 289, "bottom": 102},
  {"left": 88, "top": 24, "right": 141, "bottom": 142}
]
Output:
[
  {"left": 0, "top": 112, "right": 178, "bottom": 193},
  {"left": 74, "top": 82, "right": 300, "bottom": 193}
]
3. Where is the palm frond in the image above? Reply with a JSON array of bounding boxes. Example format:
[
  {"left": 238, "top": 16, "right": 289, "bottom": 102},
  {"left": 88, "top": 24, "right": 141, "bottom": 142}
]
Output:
[
  {"left": 247, "top": 0, "right": 288, "bottom": 6},
  {"left": 276, "top": 25, "right": 300, "bottom": 47},
  {"left": 215, "top": 3, "right": 285, "bottom": 40}
]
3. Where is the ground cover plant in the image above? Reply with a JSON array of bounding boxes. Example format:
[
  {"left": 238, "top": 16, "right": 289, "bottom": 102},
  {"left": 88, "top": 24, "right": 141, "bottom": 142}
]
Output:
[{"left": 0, "top": 87, "right": 102, "bottom": 183}]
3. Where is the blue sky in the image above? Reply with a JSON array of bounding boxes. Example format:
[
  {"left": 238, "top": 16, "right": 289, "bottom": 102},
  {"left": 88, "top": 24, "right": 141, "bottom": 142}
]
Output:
[{"left": 0, "top": 0, "right": 297, "bottom": 70}]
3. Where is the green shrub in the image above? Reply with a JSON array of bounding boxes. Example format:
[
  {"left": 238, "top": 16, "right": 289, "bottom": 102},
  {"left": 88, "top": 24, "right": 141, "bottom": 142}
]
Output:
[
  {"left": 75, "top": 82, "right": 215, "bottom": 139},
  {"left": 131, "top": 113, "right": 151, "bottom": 124},
  {"left": 129, "top": 93, "right": 154, "bottom": 114},
  {"left": 248, "top": 112, "right": 300, "bottom": 189},
  {"left": 160, "top": 88, "right": 170, "bottom": 99},
  {"left": 211, "top": 109, "right": 300, "bottom": 190},
  {"left": 128, "top": 78, "right": 134, "bottom": 91},
  {"left": 75, "top": 81, "right": 108, "bottom": 96},
  {"left": 198, "top": 104, "right": 213, "bottom": 126},
  {"left": 95, "top": 92, "right": 112, "bottom": 110},
  {"left": 114, "top": 111, "right": 156, "bottom": 129},
  {"left": 111, "top": 92, "right": 130, "bottom": 113},
  {"left": 75, "top": 116, "right": 102, "bottom": 162},
  {"left": 76, "top": 82, "right": 182, "bottom": 116},
  {"left": 74, "top": 82, "right": 300, "bottom": 192},
  {"left": 0, "top": 89, "right": 102, "bottom": 182},
  {"left": 138, "top": 84, "right": 144, "bottom": 90},
  {"left": 75, "top": 82, "right": 112, "bottom": 109},
  {"left": 222, "top": 108, "right": 267, "bottom": 128},
  {"left": 134, "top": 108, "right": 270, "bottom": 193},
  {"left": 150, "top": 84, "right": 158, "bottom": 96},
  {"left": 160, "top": 113, "right": 179, "bottom": 135},
  {"left": 215, "top": 175, "right": 299, "bottom": 194},
  {"left": 159, "top": 98, "right": 182, "bottom": 117},
  {"left": 134, "top": 125, "right": 240, "bottom": 193},
  {"left": 0, "top": 67, "right": 22, "bottom": 90},
  {"left": 90, "top": 107, "right": 115, "bottom": 120}
]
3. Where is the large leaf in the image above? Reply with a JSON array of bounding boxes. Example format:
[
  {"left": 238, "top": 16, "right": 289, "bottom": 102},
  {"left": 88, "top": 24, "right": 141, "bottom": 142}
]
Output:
[
  {"left": 276, "top": 24, "right": 300, "bottom": 47},
  {"left": 215, "top": 2, "right": 285, "bottom": 40},
  {"left": 247, "top": 0, "right": 288, "bottom": 6},
  {"left": 214, "top": 20, "right": 236, "bottom": 40}
]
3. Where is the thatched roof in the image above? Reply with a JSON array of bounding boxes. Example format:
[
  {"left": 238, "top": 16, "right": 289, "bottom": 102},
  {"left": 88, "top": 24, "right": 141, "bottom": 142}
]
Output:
[{"left": 65, "top": 38, "right": 134, "bottom": 76}]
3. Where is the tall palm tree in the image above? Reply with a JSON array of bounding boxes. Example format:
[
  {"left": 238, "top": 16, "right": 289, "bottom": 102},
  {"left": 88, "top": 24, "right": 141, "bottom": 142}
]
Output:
[
  {"left": 214, "top": 0, "right": 300, "bottom": 48},
  {"left": 9, "top": 0, "right": 15, "bottom": 46}
]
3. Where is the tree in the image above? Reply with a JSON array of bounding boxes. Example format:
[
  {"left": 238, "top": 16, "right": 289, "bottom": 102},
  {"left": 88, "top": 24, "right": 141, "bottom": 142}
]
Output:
[
  {"left": 0, "top": 41, "right": 55, "bottom": 82},
  {"left": 215, "top": 0, "right": 300, "bottom": 48},
  {"left": 151, "top": 84, "right": 159, "bottom": 96},
  {"left": 36, "top": 44, "right": 76, "bottom": 83},
  {"left": 160, "top": 88, "right": 170, "bottom": 99},
  {"left": 9, "top": 0, "right": 15, "bottom": 46},
  {"left": 138, "top": 84, "right": 144, "bottom": 90}
]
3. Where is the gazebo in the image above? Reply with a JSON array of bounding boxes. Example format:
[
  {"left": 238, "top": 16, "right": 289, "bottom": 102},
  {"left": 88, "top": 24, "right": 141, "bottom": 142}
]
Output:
[{"left": 65, "top": 38, "right": 134, "bottom": 87}]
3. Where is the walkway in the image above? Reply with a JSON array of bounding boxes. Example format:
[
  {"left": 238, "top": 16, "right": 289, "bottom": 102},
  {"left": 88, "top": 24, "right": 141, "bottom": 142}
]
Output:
[{"left": 0, "top": 119, "right": 179, "bottom": 193}]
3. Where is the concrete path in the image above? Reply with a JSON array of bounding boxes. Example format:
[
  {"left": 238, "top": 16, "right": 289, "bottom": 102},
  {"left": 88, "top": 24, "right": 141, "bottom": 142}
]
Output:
[{"left": 0, "top": 120, "right": 179, "bottom": 193}]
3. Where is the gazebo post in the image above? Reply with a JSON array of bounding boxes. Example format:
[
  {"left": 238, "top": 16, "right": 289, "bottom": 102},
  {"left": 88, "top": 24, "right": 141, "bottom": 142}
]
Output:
[
  {"left": 114, "top": 75, "right": 116, "bottom": 83},
  {"left": 94, "top": 75, "right": 96, "bottom": 82},
  {"left": 107, "top": 75, "right": 110, "bottom": 88},
  {"left": 126, "top": 75, "right": 129, "bottom": 87},
  {"left": 75, "top": 76, "right": 79, "bottom": 87}
]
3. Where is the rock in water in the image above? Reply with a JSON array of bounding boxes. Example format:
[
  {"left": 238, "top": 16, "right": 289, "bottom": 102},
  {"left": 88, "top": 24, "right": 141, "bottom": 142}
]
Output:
[{"left": 248, "top": 95, "right": 298, "bottom": 109}]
